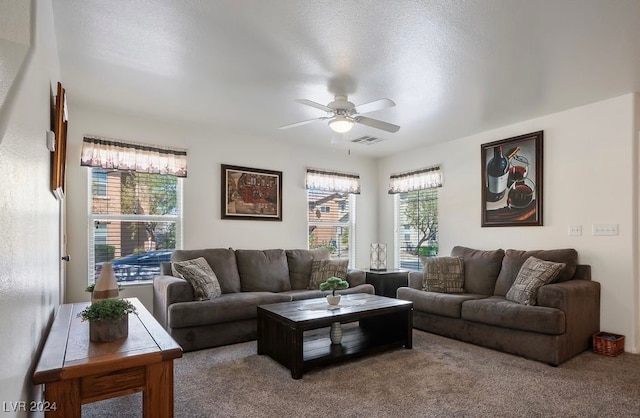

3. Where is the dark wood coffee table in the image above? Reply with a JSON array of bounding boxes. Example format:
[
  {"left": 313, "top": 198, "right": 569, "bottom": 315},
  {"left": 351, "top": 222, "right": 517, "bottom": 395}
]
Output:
[{"left": 257, "top": 293, "right": 413, "bottom": 379}]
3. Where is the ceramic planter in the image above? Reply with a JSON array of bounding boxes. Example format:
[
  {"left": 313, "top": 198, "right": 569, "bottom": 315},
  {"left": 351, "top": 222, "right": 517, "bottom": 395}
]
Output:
[{"left": 326, "top": 294, "right": 341, "bottom": 305}]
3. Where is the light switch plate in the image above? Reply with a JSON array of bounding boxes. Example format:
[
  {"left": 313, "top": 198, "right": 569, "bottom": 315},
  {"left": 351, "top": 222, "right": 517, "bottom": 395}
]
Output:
[
  {"left": 592, "top": 224, "right": 619, "bottom": 236},
  {"left": 568, "top": 225, "right": 582, "bottom": 236}
]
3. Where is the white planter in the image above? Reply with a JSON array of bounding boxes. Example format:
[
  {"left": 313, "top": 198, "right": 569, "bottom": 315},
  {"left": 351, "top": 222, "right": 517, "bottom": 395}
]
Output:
[{"left": 326, "top": 294, "right": 341, "bottom": 305}]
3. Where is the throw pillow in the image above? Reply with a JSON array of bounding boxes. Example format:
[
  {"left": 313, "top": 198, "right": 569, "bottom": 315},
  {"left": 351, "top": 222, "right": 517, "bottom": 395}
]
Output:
[
  {"left": 308, "top": 259, "right": 349, "bottom": 290},
  {"left": 172, "top": 257, "right": 222, "bottom": 301},
  {"left": 506, "top": 256, "right": 566, "bottom": 305},
  {"left": 421, "top": 256, "right": 465, "bottom": 293}
]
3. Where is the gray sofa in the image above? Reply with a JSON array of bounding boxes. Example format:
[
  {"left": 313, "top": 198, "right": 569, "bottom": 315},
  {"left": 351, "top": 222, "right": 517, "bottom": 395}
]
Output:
[
  {"left": 397, "top": 246, "right": 601, "bottom": 365},
  {"left": 153, "top": 247, "right": 374, "bottom": 351}
]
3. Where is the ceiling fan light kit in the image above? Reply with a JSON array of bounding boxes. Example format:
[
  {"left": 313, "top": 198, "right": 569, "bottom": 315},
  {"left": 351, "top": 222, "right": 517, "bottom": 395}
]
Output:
[
  {"left": 279, "top": 94, "right": 400, "bottom": 136},
  {"left": 329, "top": 116, "right": 354, "bottom": 133}
]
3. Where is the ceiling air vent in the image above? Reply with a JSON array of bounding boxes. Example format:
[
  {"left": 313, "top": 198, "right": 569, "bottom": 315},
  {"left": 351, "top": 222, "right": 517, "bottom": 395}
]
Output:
[{"left": 350, "top": 135, "right": 386, "bottom": 145}]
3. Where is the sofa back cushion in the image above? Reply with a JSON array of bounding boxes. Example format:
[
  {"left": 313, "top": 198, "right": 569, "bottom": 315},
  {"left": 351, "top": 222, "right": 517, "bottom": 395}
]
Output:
[
  {"left": 450, "top": 246, "right": 505, "bottom": 295},
  {"left": 172, "top": 248, "right": 241, "bottom": 294},
  {"left": 494, "top": 248, "right": 578, "bottom": 296},
  {"left": 236, "top": 249, "right": 292, "bottom": 292},
  {"left": 286, "top": 248, "right": 330, "bottom": 290}
]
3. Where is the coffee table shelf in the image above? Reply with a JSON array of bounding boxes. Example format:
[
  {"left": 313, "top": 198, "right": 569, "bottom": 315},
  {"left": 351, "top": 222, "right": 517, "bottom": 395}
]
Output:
[{"left": 257, "top": 294, "right": 413, "bottom": 379}]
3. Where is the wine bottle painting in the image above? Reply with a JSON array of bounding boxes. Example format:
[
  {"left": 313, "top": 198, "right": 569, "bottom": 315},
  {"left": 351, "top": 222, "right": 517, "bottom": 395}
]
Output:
[{"left": 481, "top": 131, "right": 543, "bottom": 227}]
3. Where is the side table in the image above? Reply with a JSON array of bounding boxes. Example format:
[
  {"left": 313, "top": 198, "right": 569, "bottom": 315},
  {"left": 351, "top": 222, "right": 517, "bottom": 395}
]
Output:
[
  {"left": 33, "top": 297, "right": 183, "bottom": 418},
  {"left": 364, "top": 268, "right": 409, "bottom": 298}
]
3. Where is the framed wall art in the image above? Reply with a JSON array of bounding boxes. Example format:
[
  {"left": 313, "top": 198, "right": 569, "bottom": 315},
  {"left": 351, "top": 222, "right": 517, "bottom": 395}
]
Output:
[
  {"left": 51, "top": 82, "right": 68, "bottom": 199},
  {"left": 221, "top": 164, "right": 282, "bottom": 221},
  {"left": 481, "top": 131, "right": 543, "bottom": 227}
]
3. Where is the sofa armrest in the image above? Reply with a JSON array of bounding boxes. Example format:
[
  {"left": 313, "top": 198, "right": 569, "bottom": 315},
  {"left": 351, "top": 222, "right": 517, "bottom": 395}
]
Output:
[
  {"left": 346, "top": 269, "right": 366, "bottom": 287},
  {"left": 408, "top": 271, "right": 423, "bottom": 289},
  {"left": 537, "top": 279, "right": 601, "bottom": 354},
  {"left": 153, "top": 275, "right": 194, "bottom": 329}
]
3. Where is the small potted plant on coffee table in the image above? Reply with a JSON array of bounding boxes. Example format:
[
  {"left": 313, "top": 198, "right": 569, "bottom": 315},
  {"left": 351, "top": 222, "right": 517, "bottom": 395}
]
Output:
[
  {"left": 319, "top": 276, "right": 349, "bottom": 305},
  {"left": 79, "top": 298, "right": 137, "bottom": 342}
]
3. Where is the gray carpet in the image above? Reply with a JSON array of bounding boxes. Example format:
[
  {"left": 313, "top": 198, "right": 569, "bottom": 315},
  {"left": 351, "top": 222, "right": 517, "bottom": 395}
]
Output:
[{"left": 83, "top": 329, "right": 640, "bottom": 417}]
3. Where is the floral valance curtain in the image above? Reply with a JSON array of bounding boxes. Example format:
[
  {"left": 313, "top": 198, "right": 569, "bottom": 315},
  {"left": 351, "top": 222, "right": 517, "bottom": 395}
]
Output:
[
  {"left": 306, "top": 168, "right": 361, "bottom": 194},
  {"left": 388, "top": 165, "right": 442, "bottom": 194},
  {"left": 80, "top": 136, "right": 188, "bottom": 177}
]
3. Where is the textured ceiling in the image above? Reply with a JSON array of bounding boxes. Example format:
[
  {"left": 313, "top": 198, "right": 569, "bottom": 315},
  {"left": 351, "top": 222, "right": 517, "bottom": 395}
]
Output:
[{"left": 52, "top": 0, "right": 640, "bottom": 158}]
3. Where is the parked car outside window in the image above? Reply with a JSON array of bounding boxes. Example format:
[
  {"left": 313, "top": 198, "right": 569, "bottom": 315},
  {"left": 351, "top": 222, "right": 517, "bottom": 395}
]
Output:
[{"left": 95, "top": 249, "right": 173, "bottom": 282}]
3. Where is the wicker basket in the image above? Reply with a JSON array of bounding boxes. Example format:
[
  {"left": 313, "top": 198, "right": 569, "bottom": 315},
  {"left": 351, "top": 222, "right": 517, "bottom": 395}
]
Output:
[{"left": 592, "top": 332, "right": 625, "bottom": 357}]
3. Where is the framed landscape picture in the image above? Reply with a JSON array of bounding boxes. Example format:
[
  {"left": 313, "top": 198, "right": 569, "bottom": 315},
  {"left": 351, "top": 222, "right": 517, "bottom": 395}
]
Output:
[
  {"left": 481, "top": 131, "right": 543, "bottom": 227},
  {"left": 221, "top": 164, "right": 282, "bottom": 221}
]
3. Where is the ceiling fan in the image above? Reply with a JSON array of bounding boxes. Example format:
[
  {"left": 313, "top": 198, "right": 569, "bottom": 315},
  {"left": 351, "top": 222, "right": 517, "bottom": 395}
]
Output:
[{"left": 278, "top": 94, "right": 400, "bottom": 134}]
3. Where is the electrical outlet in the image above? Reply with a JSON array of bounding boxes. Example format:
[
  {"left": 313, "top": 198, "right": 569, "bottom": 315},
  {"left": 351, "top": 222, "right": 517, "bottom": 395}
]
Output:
[
  {"left": 592, "top": 224, "right": 619, "bottom": 236},
  {"left": 568, "top": 225, "right": 582, "bottom": 236}
]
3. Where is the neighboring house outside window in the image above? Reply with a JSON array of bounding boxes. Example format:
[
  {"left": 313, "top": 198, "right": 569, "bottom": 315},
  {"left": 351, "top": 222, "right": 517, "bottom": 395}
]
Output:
[
  {"left": 307, "top": 190, "right": 355, "bottom": 265},
  {"left": 306, "top": 168, "right": 360, "bottom": 268}
]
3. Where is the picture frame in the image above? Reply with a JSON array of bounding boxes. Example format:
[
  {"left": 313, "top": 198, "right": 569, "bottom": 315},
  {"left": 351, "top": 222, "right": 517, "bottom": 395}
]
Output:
[
  {"left": 51, "top": 82, "right": 68, "bottom": 199},
  {"left": 221, "top": 164, "right": 282, "bottom": 221},
  {"left": 481, "top": 130, "right": 543, "bottom": 227}
]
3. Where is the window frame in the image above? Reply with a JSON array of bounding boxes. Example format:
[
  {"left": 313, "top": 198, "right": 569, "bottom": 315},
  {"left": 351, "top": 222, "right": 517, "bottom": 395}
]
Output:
[
  {"left": 394, "top": 188, "right": 439, "bottom": 271},
  {"left": 307, "top": 189, "right": 356, "bottom": 267},
  {"left": 87, "top": 168, "right": 183, "bottom": 285}
]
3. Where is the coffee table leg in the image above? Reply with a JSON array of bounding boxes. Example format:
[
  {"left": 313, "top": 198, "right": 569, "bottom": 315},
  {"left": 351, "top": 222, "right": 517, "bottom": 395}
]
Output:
[
  {"left": 405, "top": 308, "right": 413, "bottom": 349},
  {"left": 290, "top": 326, "right": 304, "bottom": 379}
]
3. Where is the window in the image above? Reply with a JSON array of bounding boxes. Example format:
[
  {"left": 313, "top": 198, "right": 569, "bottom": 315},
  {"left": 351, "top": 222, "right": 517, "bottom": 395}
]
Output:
[
  {"left": 389, "top": 165, "right": 442, "bottom": 271},
  {"left": 308, "top": 190, "right": 355, "bottom": 265},
  {"left": 306, "top": 168, "right": 360, "bottom": 267},
  {"left": 88, "top": 169, "right": 183, "bottom": 284},
  {"left": 395, "top": 189, "right": 438, "bottom": 270}
]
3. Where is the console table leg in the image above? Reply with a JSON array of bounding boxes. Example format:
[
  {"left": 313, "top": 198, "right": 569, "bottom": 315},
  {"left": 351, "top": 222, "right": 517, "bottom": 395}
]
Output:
[
  {"left": 44, "top": 379, "right": 80, "bottom": 418},
  {"left": 143, "top": 361, "right": 174, "bottom": 418}
]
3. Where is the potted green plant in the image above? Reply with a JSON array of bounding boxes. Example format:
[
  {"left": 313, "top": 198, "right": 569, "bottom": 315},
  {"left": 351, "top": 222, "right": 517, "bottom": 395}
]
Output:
[
  {"left": 79, "top": 298, "right": 137, "bottom": 342},
  {"left": 319, "top": 276, "right": 349, "bottom": 305}
]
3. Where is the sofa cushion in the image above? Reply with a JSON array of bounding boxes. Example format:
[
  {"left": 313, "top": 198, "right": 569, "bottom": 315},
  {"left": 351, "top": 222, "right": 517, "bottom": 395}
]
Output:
[
  {"left": 172, "top": 248, "right": 241, "bottom": 294},
  {"left": 494, "top": 249, "right": 577, "bottom": 296},
  {"left": 286, "top": 248, "right": 331, "bottom": 290},
  {"left": 171, "top": 257, "right": 222, "bottom": 301},
  {"left": 167, "top": 292, "right": 292, "bottom": 328},
  {"left": 451, "top": 246, "right": 505, "bottom": 296},
  {"left": 396, "top": 287, "right": 487, "bottom": 318},
  {"left": 421, "top": 256, "right": 465, "bottom": 293},
  {"left": 236, "top": 249, "right": 292, "bottom": 292},
  {"left": 308, "top": 259, "right": 349, "bottom": 290},
  {"left": 461, "top": 296, "right": 566, "bottom": 335},
  {"left": 506, "top": 257, "right": 566, "bottom": 305}
]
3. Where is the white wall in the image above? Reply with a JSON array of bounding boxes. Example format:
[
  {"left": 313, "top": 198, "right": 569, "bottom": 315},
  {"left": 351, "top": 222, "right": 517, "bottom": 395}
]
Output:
[
  {"left": 0, "top": 0, "right": 62, "bottom": 414},
  {"left": 378, "top": 94, "right": 639, "bottom": 353},
  {"left": 64, "top": 106, "right": 378, "bottom": 311}
]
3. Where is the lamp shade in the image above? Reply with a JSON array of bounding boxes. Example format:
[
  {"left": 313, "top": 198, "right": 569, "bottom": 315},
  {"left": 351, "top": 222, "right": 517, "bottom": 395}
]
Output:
[
  {"left": 329, "top": 116, "right": 354, "bottom": 133},
  {"left": 92, "top": 262, "right": 120, "bottom": 302},
  {"left": 370, "top": 243, "right": 387, "bottom": 271}
]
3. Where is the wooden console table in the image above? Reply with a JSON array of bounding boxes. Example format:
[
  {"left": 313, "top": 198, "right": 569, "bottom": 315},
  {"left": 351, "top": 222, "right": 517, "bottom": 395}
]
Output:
[{"left": 33, "top": 298, "right": 182, "bottom": 417}]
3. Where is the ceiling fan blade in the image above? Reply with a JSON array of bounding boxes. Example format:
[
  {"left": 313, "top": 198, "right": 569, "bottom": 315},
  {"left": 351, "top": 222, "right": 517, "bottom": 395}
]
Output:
[
  {"left": 295, "top": 99, "right": 332, "bottom": 112},
  {"left": 354, "top": 98, "right": 396, "bottom": 115},
  {"left": 354, "top": 116, "right": 400, "bottom": 133},
  {"left": 278, "top": 117, "right": 327, "bottom": 130}
]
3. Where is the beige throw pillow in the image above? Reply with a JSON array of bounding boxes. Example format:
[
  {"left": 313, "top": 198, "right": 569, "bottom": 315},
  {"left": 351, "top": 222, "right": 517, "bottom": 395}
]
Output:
[
  {"left": 506, "top": 256, "right": 566, "bottom": 305},
  {"left": 172, "top": 257, "right": 222, "bottom": 301},
  {"left": 308, "top": 259, "right": 348, "bottom": 290},
  {"left": 421, "top": 256, "right": 465, "bottom": 293}
]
